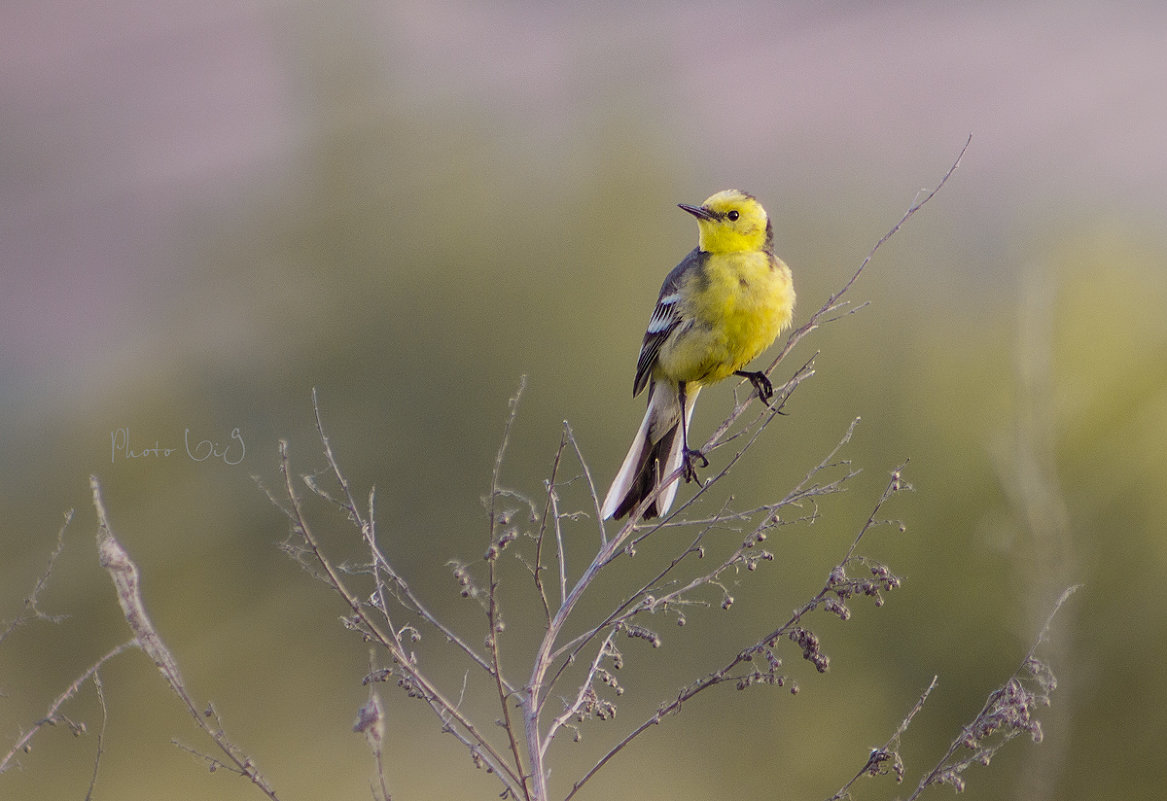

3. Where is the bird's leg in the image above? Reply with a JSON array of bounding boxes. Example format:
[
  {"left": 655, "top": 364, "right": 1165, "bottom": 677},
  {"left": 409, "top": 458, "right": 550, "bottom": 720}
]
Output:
[
  {"left": 735, "top": 370, "right": 774, "bottom": 405},
  {"left": 677, "top": 382, "right": 707, "bottom": 482}
]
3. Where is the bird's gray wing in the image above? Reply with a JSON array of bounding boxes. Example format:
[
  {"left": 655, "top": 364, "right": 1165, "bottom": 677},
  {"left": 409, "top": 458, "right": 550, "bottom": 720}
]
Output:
[{"left": 633, "top": 248, "right": 703, "bottom": 397}]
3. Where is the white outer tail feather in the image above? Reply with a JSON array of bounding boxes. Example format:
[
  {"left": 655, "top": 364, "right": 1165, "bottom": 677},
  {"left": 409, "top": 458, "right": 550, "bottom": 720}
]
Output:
[{"left": 601, "top": 382, "right": 701, "bottom": 520}]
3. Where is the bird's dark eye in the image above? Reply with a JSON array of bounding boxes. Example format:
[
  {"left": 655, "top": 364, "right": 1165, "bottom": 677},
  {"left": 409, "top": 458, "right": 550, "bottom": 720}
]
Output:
[{"left": 727, "top": 210, "right": 740, "bottom": 221}]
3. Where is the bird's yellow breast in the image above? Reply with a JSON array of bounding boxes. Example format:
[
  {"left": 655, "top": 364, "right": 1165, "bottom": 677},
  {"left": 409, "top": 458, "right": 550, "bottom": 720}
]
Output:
[{"left": 656, "top": 250, "right": 794, "bottom": 386}]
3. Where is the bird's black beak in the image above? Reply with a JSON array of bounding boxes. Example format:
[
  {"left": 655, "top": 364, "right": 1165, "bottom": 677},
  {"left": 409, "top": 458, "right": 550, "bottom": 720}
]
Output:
[{"left": 678, "top": 203, "right": 715, "bottom": 220}]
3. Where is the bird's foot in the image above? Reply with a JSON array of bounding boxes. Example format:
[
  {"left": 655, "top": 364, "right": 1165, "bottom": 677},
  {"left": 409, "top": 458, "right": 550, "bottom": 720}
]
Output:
[
  {"left": 735, "top": 370, "right": 775, "bottom": 406},
  {"left": 681, "top": 448, "right": 709, "bottom": 482}
]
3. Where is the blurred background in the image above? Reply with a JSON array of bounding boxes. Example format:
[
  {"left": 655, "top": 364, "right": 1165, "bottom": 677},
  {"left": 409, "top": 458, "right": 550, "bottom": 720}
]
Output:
[{"left": 2, "top": 1, "right": 1165, "bottom": 798}]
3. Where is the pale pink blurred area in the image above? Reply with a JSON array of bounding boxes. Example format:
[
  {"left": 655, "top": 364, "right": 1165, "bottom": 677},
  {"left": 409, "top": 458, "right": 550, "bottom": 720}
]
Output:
[
  {"left": 2, "top": 2, "right": 1166, "bottom": 799},
  {"left": 1, "top": 1, "right": 296, "bottom": 384}
]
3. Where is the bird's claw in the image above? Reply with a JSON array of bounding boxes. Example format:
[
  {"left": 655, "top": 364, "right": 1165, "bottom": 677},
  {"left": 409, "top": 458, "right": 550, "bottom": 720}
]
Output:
[
  {"left": 681, "top": 448, "right": 708, "bottom": 482},
  {"left": 736, "top": 370, "right": 774, "bottom": 405}
]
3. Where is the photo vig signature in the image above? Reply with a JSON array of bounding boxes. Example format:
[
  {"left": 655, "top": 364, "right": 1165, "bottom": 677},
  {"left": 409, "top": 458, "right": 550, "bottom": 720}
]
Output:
[{"left": 110, "top": 427, "right": 245, "bottom": 465}]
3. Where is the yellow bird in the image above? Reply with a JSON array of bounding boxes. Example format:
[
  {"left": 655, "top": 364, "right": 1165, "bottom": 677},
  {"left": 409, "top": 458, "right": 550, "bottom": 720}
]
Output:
[{"left": 601, "top": 190, "right": 795, "bottom": 520}]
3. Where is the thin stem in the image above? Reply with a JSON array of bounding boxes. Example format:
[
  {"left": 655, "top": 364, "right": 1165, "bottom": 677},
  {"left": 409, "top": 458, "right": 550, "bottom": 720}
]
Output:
[
  {"left": 565, "top": 463, "right": 908, "bottom": 801},
  {"left": 768, "top": 135, "right": 972, "bottom": 377},
  {"left": 305, "top": 390, "right": 508, "bottom": 688},
  {"left": 906, "top": 585, "right": 1079, "bottom": 800},
  {"left": 0, "top": 640, "right": 137, "bottom": 775},
  {"left": 91, "top": 476, "right": 282, "bottom": 801},
  {"left": 824, "top": 675, "right": 938, "bottom": 801},
  {"left": 533, "top": 428, "right": 570, "bottom": 622},
  {"left": 276, "top": 450, "right": 525, "bottom": 796},
  {"left": 486, "top": 379, "right": 532, "bottom": 800}
]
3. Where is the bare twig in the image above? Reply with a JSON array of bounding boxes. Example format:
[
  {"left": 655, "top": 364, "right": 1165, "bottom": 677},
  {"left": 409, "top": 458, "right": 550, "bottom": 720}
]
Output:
[
  {"left": 825, "top": 676, "right": 938, "bottom": 801},
  {"left": 907, "top": 585, "right": 1080, "bottom": 799},
  {"left": 544, "top": 417, "right": 862, "bottom": 700},
  {"left": 300, "top": 389, "right": 505, "bottom": 688},
  {"left": 0, "top": 510, "right": 73, "bottom": 647},
  {"left": 0, "top": 640, "right": 137, "bottom": 775},
  {"left": 560, "top": 421, "right": 607, "bottom": 547},
  {"left": 564, "top": 465, "right": 909, "bottom": 801},
  {"left": 91, "top": 475, "right": 280, "bottom": 800},
  {"left": 83, "top": 671, "right": 109, "bottom": 801},
  {"left": 485, "top": 378, "right": 533, "bottom": 801},
  {"left": 767, "top": 135, "right": 972, "bottom": 376},
  {"left": 272, "top": 444, "right": 525, "bottom": 797},
  {"left": 532, "top": 428, "right": 570, "bottom": 621}
]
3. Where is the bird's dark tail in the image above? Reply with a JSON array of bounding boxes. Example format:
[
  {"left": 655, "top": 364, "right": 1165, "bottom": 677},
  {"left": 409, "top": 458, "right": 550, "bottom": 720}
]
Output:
[{"left": 602, "top": 382, "right": 700, "bottom": 520}]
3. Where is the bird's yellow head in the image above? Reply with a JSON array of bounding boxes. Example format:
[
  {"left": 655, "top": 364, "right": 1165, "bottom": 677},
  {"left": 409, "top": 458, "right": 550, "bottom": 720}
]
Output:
[{"left": 679, "top": 189, "right": 772, "bottom": 254}]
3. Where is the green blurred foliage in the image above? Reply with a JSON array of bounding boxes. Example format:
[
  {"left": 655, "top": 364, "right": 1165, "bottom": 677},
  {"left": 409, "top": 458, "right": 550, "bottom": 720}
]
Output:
[{"left": 3, "top": 2, "right": 1166, "bottom": 800}]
